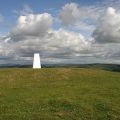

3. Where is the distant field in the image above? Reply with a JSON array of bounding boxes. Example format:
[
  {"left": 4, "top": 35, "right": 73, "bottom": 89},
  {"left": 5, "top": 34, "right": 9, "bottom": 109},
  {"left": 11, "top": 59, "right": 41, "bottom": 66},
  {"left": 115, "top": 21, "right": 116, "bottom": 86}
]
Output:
[{"left": 0, "top": 68, "right": 120, "bottom": 120}]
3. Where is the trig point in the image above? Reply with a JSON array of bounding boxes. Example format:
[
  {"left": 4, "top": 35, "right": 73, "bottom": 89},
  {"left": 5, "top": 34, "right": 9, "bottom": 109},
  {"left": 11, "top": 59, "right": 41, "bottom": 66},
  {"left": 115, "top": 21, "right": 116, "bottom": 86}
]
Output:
[{"left": 33, "top": 53, "right": 41, "bottom": 69}]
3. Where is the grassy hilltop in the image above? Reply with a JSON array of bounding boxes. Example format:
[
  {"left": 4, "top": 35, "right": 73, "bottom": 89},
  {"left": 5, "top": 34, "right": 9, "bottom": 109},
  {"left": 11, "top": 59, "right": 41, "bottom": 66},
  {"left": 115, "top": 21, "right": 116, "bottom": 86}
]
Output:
[{"left": 0, "top": 68, "right": 120, "bottom": 120}]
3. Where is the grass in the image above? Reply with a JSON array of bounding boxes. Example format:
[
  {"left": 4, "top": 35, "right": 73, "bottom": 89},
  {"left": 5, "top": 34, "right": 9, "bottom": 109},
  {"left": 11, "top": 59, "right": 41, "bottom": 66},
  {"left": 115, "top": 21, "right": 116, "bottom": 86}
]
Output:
[{"left": 0, "top": 68, "right": 119, "bottom": 120}]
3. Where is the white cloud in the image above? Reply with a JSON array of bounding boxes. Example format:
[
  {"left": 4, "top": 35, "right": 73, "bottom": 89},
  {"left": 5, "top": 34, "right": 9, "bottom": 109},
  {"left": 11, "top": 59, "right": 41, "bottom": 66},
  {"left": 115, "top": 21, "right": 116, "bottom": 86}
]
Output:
[
  {"left": 20, "top": 4, "right": 33, "bottom": 15},
  {"left": 0, "top": 2, "right": 120, "bottom": 64},
  {"left": 59, "top": 2, "right": 103, "bottom": 37},
  {"left": 73, "top": 21, "right": 95, "bottom": 35},
  {"left": 13, "top": 4, "right": 33, "bottom": 16},
  {"left": 93, "top": 7, "right": 120, "bottom": 43},
  {"left": 10, "top": 13, "right": 53, "bottom": 41},
  {"left": 0, "top": 12, "right": 91, "bottom": 64},
  {"left": 8, "top": 28, "right": 91, "bottom": 60},
  {"left": 0, "top": 36, "right": 10, "bottom": 56},
  {"left": 59, "top": 3, "right": 81, "bottom": 25},
  {"left": 59, "top": 2, "right": 103, "bottom": 26}
]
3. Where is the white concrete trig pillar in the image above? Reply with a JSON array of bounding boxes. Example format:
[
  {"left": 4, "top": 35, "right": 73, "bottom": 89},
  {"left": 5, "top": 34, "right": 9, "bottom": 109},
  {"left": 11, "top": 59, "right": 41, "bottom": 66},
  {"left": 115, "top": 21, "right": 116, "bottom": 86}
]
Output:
[{"left": 33, "top": 53, "right": 41, "bottom": 69}]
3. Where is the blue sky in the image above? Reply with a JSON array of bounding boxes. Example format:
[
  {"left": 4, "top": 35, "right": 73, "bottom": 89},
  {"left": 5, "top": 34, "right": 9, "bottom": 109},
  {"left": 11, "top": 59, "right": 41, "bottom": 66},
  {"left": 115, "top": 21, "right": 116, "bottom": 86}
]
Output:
[
  {"left": 0, "top": 0, "right": 120, "bottom": 65},
  {"left": 0, "top": 0, "right": 102, "bottom": 34}
]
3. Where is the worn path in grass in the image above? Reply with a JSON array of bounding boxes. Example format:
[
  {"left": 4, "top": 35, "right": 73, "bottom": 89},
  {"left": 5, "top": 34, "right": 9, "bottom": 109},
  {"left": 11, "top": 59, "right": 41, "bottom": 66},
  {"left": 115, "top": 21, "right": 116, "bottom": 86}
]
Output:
[{"left": 0, "top": 68, "right": 120, "bottom": 120}]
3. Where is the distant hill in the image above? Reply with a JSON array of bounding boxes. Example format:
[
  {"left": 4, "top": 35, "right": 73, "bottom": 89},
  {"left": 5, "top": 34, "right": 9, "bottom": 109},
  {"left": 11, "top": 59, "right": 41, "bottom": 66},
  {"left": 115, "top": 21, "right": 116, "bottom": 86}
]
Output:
[
  {"left": 43, "top": 64, "right": 120, "bottom": 72},
  {"left": 0, "top": 63, "right": 120, "bottom": 72}
]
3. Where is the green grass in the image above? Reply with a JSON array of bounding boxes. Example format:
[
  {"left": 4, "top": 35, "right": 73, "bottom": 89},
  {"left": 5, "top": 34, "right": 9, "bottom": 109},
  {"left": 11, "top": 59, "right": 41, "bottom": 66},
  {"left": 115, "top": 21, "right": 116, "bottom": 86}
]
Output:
[{"left": 0, "top": 68, "right": 120, "bottom": 120}]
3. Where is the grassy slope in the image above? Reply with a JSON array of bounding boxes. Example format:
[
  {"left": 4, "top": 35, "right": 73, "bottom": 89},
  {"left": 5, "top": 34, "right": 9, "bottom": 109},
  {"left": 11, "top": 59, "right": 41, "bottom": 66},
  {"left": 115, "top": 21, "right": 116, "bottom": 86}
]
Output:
[{"left": 0, "top": 68, "right": 120, "bottom": 120}]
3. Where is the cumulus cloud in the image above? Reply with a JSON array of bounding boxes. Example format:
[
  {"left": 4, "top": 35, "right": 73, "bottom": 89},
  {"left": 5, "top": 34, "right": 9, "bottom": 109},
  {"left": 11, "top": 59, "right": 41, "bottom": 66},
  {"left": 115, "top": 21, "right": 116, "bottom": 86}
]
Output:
[
  {"left": 1, "top": 12, "right": 91, "bottom": 64},
  {"left": 59, "top": 2, "right": 104, "bottom": 26},
  {"left": 0, "top": 2, "right": 120, "bottom": 64},
  {"left": 10, "top": 13, "right": 53, "bottom": 41},
  {"left": 0, "top": 36, "right": 12, "bottom": 58},
  {"left": 13, "top": 4, "right": 33, "bottom": 16},
  {"left": 59, "top": 2, "right": 102, "bottom": 36},
  {"left": 93, "top": 7, "right": 120, "bottom": 43},
  {"left": 8, "top": 29, "right": 90, "bottom": 59},
  {"left": 20, "top": 4, "right": 33, "bottom": 15},
  {"left": 59, "top": 3, "right": 81, "bottom": 25}
]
